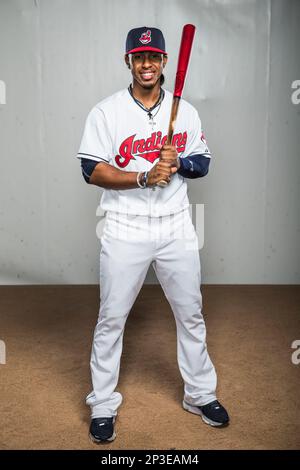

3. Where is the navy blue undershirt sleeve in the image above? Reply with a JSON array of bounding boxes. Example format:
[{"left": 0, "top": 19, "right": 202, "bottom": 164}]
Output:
[
  {"left": 177, "top": 154, "right": 211, "bottom": 179},
  {"left": 80, "top": 158, "right": 102, "bottom": 183},
  {"left": 81, "top": 155, "right": 210, "bottom": 183}
]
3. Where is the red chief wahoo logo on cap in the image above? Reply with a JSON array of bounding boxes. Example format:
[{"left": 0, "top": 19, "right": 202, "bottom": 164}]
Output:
[
  {"left": 139, "top": 30, "right": 151, "bottom": 44},
  {"left": 201, "top": 132, "right": 207, "bottom": 145}
]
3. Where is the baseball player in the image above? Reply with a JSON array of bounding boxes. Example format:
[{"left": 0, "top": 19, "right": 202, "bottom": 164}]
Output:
[{"left": 77, "top": 27, "right": 229, "bottom": 443}]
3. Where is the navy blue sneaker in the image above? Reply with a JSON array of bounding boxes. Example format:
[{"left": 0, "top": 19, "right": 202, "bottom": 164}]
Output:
[
  {"left": 89, "top": 417, "right": 116, "bottom": 443},
  {"left": 183, "top": 399, "right": 229, "bottom": 427}
]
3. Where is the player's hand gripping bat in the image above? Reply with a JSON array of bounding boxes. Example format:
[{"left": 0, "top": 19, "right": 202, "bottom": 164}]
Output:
[{"left": 157, "top": 24, "right": 196, "bottom": 188}]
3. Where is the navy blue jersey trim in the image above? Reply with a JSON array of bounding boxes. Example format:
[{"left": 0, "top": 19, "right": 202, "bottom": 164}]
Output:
[{"left": 78, "top": 152, "right": 109, "bottom": 163}]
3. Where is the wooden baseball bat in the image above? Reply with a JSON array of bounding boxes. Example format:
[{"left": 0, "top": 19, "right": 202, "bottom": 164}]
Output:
[{"left": 157, "top": 24, "right": 196, "bottom": 187}]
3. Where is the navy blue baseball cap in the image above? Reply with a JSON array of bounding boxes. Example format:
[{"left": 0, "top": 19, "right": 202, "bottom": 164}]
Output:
[{"left": 126, "top": 27, "right": 167, "bottom": 55}]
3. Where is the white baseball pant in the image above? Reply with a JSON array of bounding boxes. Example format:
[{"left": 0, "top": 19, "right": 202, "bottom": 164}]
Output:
[{"left": 86, "top": 209, "right": 217, "bottom": 418}]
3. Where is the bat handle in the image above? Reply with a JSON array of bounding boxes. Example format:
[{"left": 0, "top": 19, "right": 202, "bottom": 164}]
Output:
[
  {"left": 156, "top": 97, "right": 180, "bottom": 188},
  {"left": 156, "top": 132, "right": 173, "bottom": 188}
]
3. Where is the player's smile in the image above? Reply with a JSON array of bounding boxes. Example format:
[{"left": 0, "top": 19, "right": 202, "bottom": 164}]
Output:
[
  {"left": 140, "top": 70, "right": 155, "bottom": 81},
  {"left": 139, "top": 69, "right": 157, "bottom": 86}
]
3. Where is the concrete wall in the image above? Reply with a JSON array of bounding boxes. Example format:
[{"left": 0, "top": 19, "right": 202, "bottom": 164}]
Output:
[{"left": 0, "top": 0, "right": 299, "bottom": 284}]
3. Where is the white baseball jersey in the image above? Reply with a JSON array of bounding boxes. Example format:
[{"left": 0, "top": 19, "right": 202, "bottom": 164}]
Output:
[{"left": 77, "top": 88, "right": 211, "bottom": 217}]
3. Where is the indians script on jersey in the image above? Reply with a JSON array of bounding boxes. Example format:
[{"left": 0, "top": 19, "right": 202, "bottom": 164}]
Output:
[{"left": 115, "top": 131, "right": 187, "bottom": 167}]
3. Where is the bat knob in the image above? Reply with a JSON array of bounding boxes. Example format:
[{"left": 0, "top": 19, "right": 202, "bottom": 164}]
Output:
[{"left": 156, "top": 180, "right": 169, "bottom": 188}]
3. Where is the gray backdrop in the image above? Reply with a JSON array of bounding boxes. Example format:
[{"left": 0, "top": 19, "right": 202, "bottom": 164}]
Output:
[{"left": 0, "top": 0, "right": 299, "bottom": 284}]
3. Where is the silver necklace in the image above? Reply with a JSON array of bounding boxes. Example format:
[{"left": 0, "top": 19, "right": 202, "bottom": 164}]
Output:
[
  {"left": 128, "top": 85, "right": 165, "bottom": 131},
  {"left": 147, "top": 104, "right": 162, "bottom": 131}
]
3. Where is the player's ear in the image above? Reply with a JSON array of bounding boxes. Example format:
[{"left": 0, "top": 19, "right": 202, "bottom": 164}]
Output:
[
  {"left": 125, "top": 54, "right": 131, "bottom": 69},
  {"left": 163, "top": 54, "right": 168, "bottom": 68}
]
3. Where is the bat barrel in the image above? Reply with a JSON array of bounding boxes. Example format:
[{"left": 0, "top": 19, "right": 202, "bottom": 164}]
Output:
[{"left": 174, "top": 24, "right": 196, "bottom": 98}]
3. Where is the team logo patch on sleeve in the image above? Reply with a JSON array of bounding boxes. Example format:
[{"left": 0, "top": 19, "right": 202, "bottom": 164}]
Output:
[
  {"left": 200, "top": 132, "right": 210, "bottom": 153},
  {"left": 139, "top": 30, "right": 151, "bottom": 44}
]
